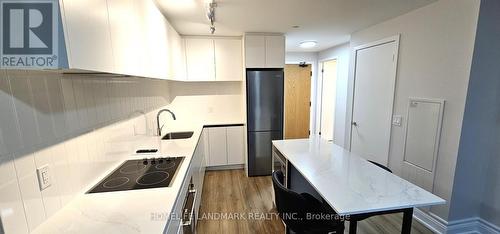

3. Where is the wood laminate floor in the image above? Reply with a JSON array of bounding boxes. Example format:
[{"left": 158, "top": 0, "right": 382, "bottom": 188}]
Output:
[{"left": 196, "top": 170, "right": 434, "bottom": 234}]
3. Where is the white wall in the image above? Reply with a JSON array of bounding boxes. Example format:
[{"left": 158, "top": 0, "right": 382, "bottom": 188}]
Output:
[
  {"left": 449, "top": 0, "right": 500, "bottom": 228},
  {"left": 347, "top": 0, "right": 480, "bottom": 221},
  {"left": 164, "top": 81, "right": 244, "bottom": 125},
  {"left": 317, "top": 43, "right": 350, "bottom": 147},
  {"left": 0, "top": 70, "right": 170, "bottom": 233}
]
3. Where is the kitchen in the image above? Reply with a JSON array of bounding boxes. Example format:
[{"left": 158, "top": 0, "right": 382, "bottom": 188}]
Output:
[{"left": 0, "top": 0, "right": 499, "bottom": 234}]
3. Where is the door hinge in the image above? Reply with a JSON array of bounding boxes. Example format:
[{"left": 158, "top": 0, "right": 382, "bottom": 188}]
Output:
[
  {"left": 309, "top": 101, "right": 311, "bottom": 107},
  {"left": 310, "top": 71, "right": 312, "bottom": 77},
  {"left": 321, "top": 69, "right": 324, "bottom": 73},
  {"left": 319, "top": 131, "right": 322, "bottom": 135},
  {"left": 308, "top": 130, "right": 311, "bottom": 135}
]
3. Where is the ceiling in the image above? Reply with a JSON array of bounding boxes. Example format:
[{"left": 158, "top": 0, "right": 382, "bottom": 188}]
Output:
[{"left": 156, "top": 0, "right": 436, "bottom": 52}]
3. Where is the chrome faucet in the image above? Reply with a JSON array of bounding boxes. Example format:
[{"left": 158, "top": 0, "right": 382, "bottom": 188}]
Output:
[{"left": 157, "top": 109, "right": 176, "bottom": 136}]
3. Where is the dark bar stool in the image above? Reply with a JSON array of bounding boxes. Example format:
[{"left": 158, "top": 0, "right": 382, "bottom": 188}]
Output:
[
  {"left": 348, "top": 160, "right": 394, "bottom": 234},
  {"left": 272, "top": 170, "right": 345, "bottom": 234}
]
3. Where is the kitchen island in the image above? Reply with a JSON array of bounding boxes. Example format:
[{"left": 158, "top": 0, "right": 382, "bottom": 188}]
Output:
[{"left": 272, "top": 137, "right": 445, "bottom": 233}]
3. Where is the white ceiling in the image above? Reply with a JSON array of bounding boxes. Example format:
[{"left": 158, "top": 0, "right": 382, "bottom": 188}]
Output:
[{"left": 156, "top": 0, "right": 436, "bottom": 52}]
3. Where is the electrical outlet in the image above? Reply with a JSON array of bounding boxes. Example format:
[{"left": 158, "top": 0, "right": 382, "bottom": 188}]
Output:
[{"left": 36, "top": 165, "right": 51, "bottom": 191}]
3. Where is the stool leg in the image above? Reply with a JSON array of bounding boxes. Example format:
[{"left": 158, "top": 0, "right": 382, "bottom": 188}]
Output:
[
  {"left": 401, "top": 208, "right": 413, "bottom": 234},
  {"left": 349, "top": 220, "right": 358, "bottom": 234}
]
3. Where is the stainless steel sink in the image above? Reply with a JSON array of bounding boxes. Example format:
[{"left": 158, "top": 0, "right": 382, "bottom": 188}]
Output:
[{"left": 162, "top": 131, "right": 194, "bottom": 140}]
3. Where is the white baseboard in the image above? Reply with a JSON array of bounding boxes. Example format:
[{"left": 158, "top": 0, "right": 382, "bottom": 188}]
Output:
[
  {"left": 414, "top": 208, "right": 447, "bottom": 234},
  {"left": 206, "top": 164, "right": 244, "bottom": 171},
  {"left": 447, "top": 217, "right": 500, "bottom": 234},
  {"left": 413, "top": 209, "right": 500, "bottom": 234}
]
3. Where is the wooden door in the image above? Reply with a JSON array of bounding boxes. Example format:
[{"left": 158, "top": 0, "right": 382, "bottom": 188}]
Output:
[
  {"left": 284, "top": 64, "right": 311, "bottom": 139},
  {"left": 350, "top": 38, "right": 399, "bottom": 166}
]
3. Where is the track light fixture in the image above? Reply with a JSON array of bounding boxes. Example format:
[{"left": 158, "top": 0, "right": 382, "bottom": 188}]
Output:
[{"left": 206, "top": 1, "right": 217, "bottom": 34}]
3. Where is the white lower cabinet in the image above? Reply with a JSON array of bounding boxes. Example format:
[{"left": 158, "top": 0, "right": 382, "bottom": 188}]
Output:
[
  {"left": 208, "top": 127, "right": 228, "bottom": 166},
  {"left": 206, "top": 125, "right": 245, "bottom": 167},
  {"left": 167, "top": 130, "right": 207, "bottom": 234},
  {"left": 226, "top": 126, "right": 245, "bottom": 165}
]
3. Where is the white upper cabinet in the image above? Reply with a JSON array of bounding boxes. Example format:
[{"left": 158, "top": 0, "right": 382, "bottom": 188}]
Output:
[
  {"left": 185, "top": 37, "right": 243, "bottom": 81},
  {"left": 136, "top": 0, "right": 169, "bottom": 79},
  {"left": 55, "top": 0, "right": 179, "bottom": 79},
  {"left": 61, "top": 0, "right": 114, "bottom": 73},
  {"left": 244, "top": 35, "right": 266, "bottom": 68},
  {"left": 167, "top": 24, "right": 186, "bottom": 81},
  {"left": 244, "top": 34, "right": 285, "bottom": 68},
  {"left": 215, "top": 39, "right": 243, "bottom": 81},
  {"left": 107, "top": 0, "right": 147, "bottom": 76},
  {"left": 265, "top": 35, "right": 286, "bottom": 68},
  {"left": 185, "top": 38, "right": 216, "bottom": 81}
]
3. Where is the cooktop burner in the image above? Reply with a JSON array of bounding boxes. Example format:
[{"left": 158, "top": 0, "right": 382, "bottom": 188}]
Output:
[{"left": 88, "top": 157, "right": 184, "bottom": 194}]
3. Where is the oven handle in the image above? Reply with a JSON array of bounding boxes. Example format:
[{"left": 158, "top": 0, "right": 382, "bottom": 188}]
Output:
[{"left": 182, "top": 189, "right": 197, "bottom": 227}]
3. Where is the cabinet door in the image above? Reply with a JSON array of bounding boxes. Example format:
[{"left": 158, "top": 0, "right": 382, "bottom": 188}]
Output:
[
  {"left": 244, "top": 35, "right": 266, "bottom": 68},
  {"left": 168, "top": 27, "right": 186, "bottom": 80},
  {"left": 226, "top": 126, "right": 245, "bottom": 165},
  {"left": 61, "top": 0, "right": 114, "bottom": 72},
  {"left": 265, "top": 35, "right": 285, "bottom": 68},
  {"left": 107, "top": 0, "right": 146, "bottom": 76},
  {"left": 185, "top": 38, "right": 215, "bottom": 81},
  {"left": 215, "top": 39, "right": 243, "bottom": 81},
  {"left": 135, "top": 0, "right": 170, "bottom": 79},
  {"left": 208, "top": 127, "right": 227, "bottom": 166},
  {"left": 202, "top": 128, "right": 210, "bottom": 168}
]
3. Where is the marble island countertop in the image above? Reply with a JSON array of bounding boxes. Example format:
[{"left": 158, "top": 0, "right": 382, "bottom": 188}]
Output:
[
  {"left": 32, "top": 118, "right": 244, "bottom": 234},
  {"left": 272, "top": 137, "right": 446, "bottom": 216}
]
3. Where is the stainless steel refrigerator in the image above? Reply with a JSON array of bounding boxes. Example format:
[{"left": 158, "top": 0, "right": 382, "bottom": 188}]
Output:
[{"left": 246, "top": 69, "right": 284, "bottom": 176}]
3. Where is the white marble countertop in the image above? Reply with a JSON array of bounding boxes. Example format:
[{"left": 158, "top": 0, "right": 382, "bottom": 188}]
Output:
[
  {"left": 272, "top": 137, "right": 445, "bottom": 216},
  {"left": 32, "top": 118, "right": 244, "bottom": 234}
]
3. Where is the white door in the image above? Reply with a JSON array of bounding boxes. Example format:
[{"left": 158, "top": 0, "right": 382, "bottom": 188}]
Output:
[
  {"left": 319, "top": 60, "right": 337, "bottom": 141},
  {"left": 350, "top": 38, "right": 399, "bottom": 166}
]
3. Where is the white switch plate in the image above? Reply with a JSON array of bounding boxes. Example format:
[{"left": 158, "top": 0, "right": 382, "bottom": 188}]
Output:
[
  {"left": 392, "top": 115, "right": 403, "bottom": 126},
  {"left": 36, "top": 165, "right": 51, "bottom": 191}
]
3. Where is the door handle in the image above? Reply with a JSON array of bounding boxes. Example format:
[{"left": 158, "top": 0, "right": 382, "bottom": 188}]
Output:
[{"left": 352, "top": 122, "right": 358, "bottom": 127}]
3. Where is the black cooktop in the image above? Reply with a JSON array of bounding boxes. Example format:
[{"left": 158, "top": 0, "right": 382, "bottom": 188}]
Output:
[{"left": 88, "top": 157, "right": 184, "bottom": 194}]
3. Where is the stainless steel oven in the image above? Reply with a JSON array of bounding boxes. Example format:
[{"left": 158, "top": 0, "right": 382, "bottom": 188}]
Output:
[
  {"left": 272, "top": 146, "right": 288, "bottom": 187},
  {"left": 181, "top": 178, "right": 197, "bottom": 234}
]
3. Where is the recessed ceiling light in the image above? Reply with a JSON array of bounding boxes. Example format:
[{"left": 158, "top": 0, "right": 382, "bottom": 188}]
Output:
[{"left": 299, "top": 41, "right": 317, "bottom": 49}]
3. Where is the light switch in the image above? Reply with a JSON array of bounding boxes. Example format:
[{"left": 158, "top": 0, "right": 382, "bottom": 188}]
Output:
[
  {"left": 392, "top": 115, "right": 403, "bottom": 126},
  {"left": 37, "top": 165, "right": 51, "bottom": 191}
]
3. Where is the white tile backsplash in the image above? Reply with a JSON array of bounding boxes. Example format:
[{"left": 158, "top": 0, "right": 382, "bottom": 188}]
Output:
[
  {"left": 0, "top": 70, "right": 171, "bottom": 233},
  {"left": 0, "top": 75, "right": 23, "bottom": 154},
  {"left": 9, "top": 74, "right": 41, "bottom": 147},
  {"left": 30, "top": 77, "right": 56, "bottom": 145},
  {"left": 0, "top": 154, "right": 30, "bottom": 234},
  {"left": 13, "top": 153, "right": 46, "bottom": 231}
]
